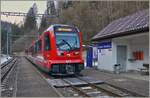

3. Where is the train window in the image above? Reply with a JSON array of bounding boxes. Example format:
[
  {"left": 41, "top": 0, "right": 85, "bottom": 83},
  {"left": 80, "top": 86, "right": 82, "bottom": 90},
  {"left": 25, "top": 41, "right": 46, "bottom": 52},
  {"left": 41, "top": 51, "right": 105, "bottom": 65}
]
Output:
[
  {"left": 44, "top": 34, "right": 50, "bottom": 51},
  {"left": 55, "top": 32, "right": 80, "bottom": 51},
  {"left": 33, "top": 45, "right": 36, "bottom": 54},
  {"left": 35, "top": 42, "right": 38, "bottom": 53},
  {"left": 32, "top": 46, "right": 34, "bottom": 53},
  {"left": 30, "top": 46, "right": 32, "bottom": 53},
  {"left": 31, "top": 46, "right": 33, "bottom": 54},
  {"left": 38, "top": 40, "right": 42, "bottom": 51}
]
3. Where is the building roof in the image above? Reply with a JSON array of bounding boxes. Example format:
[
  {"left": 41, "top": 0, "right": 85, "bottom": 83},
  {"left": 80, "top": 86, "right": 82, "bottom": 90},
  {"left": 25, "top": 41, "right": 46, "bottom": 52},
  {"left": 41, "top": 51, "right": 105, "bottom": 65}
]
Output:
[{"left": 92, "top": 9, "right": 149, "bottom": 41}]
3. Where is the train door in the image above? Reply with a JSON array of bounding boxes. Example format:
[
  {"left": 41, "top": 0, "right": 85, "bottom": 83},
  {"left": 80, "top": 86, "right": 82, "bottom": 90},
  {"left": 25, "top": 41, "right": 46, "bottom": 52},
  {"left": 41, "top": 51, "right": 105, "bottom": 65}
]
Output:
[
  {"left": 43, "top": 32, "right": 51, "bottom": 60},
  {"left": 117, "top": 45, "right": 127, "bottom": 72},
  {"left": 37, "top": 39, "right": 42, "bottom": 54}
]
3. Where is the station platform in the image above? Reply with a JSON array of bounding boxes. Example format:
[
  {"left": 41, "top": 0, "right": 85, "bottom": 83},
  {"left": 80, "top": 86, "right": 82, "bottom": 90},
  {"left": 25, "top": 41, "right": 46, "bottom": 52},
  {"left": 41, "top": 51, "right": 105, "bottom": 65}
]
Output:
[
  {"left": 81, "top": 68, "right": 149, "bottom": 97},
  {"left": 16, "top": 57, "right": 60, "bottom": 97}
]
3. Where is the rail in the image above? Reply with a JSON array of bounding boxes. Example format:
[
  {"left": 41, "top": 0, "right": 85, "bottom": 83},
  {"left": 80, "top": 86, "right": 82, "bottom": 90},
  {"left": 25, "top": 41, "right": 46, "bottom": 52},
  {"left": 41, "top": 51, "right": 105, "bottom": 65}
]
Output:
[
  {"left": 1, "top": 58, "right": 17, "bottom": 83},
  {"left": 62, "top": 78, "right": 90, "bottom": 97},
  {"left": 76, "top": 76, "right": 145, "bottom": 97},
  {"left": 1, "top": 58, "right": 14, "bottom": 69}
]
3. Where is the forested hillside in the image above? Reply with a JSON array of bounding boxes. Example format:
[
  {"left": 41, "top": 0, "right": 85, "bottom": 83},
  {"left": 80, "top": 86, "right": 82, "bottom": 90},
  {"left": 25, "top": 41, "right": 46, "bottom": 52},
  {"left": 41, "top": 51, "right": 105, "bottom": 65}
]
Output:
[{"left": 40, "top": 1, "right": 149, "bottom": 44}]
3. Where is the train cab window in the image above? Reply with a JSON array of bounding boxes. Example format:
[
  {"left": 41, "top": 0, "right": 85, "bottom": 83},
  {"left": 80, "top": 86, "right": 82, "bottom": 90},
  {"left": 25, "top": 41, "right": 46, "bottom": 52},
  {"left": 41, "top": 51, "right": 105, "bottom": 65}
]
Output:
[{"left": 44, "top": 34, "right": 50, "bottom": 51}]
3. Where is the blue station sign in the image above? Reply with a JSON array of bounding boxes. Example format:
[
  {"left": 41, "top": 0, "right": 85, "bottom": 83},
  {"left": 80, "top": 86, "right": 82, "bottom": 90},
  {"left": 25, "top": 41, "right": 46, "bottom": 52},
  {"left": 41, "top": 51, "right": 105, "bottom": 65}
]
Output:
[{"left": 97, "top": 41, "right": 112, "bottom": 49}]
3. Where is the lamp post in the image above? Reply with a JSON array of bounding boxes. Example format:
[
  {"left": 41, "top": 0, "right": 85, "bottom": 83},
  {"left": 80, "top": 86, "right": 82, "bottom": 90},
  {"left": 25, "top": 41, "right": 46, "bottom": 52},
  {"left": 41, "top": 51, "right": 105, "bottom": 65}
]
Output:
[
  {"left": 6, "top": 31, "right": 9, "bottom": 56},
  {"left": 6, "top": 25, "right": 12, "bottom": 56}
]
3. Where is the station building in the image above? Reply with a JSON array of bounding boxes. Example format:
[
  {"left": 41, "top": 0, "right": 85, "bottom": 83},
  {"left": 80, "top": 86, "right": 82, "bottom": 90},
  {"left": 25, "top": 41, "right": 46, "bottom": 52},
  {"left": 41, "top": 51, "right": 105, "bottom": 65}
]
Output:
[{"left": 92, "top": 9, "right": 149, "bottom": 72}]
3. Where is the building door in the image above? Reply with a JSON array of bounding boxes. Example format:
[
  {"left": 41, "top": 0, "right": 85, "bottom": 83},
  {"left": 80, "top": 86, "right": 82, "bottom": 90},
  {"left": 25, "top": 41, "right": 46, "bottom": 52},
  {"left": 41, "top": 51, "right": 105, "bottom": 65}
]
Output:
[{"left": 117, "top": 45, "right": 127, "bottom": 72}]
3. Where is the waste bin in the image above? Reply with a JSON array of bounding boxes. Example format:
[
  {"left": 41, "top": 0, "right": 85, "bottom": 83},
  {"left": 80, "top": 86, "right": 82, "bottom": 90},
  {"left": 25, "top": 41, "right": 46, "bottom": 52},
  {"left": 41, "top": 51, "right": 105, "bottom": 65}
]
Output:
[{"left": 114, "top": 64, "right": 121, "bottom": 74}]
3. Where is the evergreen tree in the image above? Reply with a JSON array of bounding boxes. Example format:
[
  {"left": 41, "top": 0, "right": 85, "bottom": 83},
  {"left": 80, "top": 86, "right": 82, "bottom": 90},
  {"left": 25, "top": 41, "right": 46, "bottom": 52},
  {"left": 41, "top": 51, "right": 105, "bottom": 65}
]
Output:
[{"left": 24, "top": 8, "right": 37, "bottom": 31}]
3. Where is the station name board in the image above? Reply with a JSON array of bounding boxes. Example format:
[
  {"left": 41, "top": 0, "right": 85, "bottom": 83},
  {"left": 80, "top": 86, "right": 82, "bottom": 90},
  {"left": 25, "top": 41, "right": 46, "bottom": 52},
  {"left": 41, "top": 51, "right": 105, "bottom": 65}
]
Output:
[{"left": 98, "top": 42, "right": 112, "bottom": 49}]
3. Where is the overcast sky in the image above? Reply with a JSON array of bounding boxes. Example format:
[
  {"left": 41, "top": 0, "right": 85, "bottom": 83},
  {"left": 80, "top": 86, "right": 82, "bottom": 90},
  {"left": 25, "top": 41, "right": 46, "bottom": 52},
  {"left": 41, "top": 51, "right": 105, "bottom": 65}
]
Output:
[{"left": 1, "top": 1, "right": 47, "bottom": 24}]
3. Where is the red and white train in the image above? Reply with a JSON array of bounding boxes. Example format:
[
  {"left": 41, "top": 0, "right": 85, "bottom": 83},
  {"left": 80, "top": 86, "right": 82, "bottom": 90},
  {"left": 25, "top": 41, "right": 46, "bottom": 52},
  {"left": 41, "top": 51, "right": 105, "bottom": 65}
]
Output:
[{"left": 26, "top": 24, "right": 84, "bottom": 75}]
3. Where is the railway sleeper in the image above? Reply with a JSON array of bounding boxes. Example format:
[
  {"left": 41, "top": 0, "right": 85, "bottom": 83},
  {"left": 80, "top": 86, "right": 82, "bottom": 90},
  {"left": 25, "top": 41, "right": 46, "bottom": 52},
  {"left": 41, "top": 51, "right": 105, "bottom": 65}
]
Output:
[
  {"left": 76, "top": 77, "right": 131, "bottom": 97},
  {"left": 97, "top": 84, "right": 129, "bottom": 97},
  {"left": 62, "top": 79, "right": 90, "bottom": 97}
]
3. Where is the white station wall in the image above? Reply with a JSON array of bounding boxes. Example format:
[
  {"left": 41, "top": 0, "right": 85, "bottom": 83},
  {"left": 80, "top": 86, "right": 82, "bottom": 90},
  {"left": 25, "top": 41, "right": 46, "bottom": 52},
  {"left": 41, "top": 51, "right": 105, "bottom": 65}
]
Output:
[
  {"left": 97, "top": 38, "right": 131, "bottom": 71},
  {"left": 98, "top": 47, "right": 114, "bottom": 71},
  {"left": 112, "top": 32, "right": 149, "bottom": 71},
  {"left": 97, "top": 32, "right": 149, "bottom": 71},
  {"left": 127, "top": 33, "right": 149, "bottom": 70}
]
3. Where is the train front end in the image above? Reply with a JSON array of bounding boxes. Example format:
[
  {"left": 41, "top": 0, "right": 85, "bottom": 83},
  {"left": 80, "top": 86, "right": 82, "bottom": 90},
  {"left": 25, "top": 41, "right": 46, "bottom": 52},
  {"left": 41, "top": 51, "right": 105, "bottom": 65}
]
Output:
[{"left": 50, "top": 25, "right": 84, "bottom": 75}]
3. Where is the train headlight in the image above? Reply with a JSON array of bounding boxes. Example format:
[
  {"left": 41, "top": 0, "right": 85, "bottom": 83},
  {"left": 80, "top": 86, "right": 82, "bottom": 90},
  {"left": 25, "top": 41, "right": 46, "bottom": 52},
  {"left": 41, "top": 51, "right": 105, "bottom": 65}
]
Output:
[
  {"left": 57, "top": 51, "right": 64, "bottom": 56},
  {"left": 73, "top": 52, "right": 79, "bottom": 55}
]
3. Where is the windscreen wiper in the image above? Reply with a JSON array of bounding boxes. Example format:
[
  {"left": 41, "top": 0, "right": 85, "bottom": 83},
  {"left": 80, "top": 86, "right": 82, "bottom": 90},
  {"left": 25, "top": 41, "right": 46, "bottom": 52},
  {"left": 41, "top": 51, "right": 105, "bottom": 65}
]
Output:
[
  {"left": 56, "top": 39, "right": 72, "bottom": 50},
  {"left": 61, "top": 39, "right": 72, "bottom": 50}
]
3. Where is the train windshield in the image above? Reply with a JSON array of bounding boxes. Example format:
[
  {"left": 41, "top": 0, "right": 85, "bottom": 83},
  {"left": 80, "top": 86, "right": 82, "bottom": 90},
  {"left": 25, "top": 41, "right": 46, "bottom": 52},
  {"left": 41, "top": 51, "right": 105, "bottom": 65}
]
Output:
[{"left": 55, "top": 32, "right": 80, "bottom": 51}]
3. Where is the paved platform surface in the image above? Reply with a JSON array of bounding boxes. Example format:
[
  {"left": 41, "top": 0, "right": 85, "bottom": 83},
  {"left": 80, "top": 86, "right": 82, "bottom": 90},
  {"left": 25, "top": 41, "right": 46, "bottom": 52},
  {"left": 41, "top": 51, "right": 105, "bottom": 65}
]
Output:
[
  {"left": 81, "top": 68, "right": 149, "bottom": 97},
  {"left": 16, "top": 57, "right": 60, "bottom": 97}
]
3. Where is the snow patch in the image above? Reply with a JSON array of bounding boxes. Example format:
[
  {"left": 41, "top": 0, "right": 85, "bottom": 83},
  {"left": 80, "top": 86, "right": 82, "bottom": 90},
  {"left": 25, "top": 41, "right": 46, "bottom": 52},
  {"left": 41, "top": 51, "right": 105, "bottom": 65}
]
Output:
[{"left": 1, "top": 54, "right": 12, "bottom": 64}]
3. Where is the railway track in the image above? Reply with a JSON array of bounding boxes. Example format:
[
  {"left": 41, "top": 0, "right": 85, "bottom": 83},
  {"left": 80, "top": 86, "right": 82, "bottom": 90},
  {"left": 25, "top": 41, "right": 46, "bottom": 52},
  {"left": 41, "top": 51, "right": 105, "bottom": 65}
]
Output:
[
  {"left": 61, "top": 78, "right": 103, "bottom": 97},
  {"left": 1, "top": 57, "right": 18, "bottom": 97},
  {"left": 75, "top": 76, "right": 133, "bottom": 97},
  {"left": 44, "top": 75, "right": 137, "bottom": 97},
  {"left": 54, "top": 77, "right": 145, "bottom": 97},
  {"left": 1, "top": 58, "right": 14, "bottom": 69},
  {"left": 1, "top": 58, "right": 17, "bottom": 82},
  {"left": 25, "top": 57, "right": 145, "bottom": 97}
]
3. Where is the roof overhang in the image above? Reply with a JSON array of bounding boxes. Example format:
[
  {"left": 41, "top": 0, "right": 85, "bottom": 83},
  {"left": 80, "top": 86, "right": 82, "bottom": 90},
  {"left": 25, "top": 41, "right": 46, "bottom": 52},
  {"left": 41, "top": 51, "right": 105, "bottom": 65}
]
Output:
[{"left": 92, "top": 26, "right": 149, "bottom": 42}]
